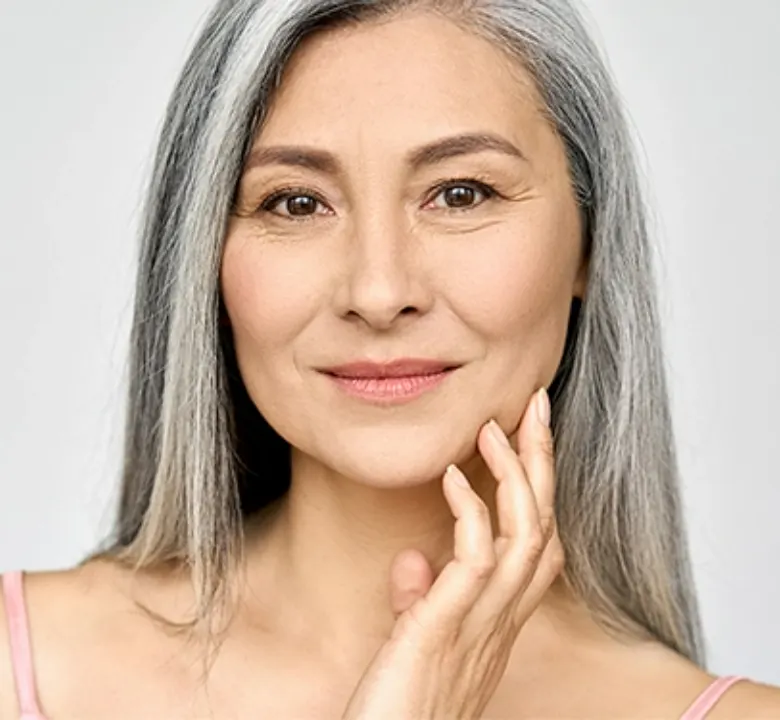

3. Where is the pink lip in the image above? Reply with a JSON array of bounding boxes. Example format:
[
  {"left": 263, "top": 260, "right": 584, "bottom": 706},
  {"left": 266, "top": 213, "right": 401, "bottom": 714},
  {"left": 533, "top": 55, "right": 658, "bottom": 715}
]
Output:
[
  {"left": 324, "top": 370, "right": 454, "bottom": 405},
  {"left": 322, "top": 358, "right": 457, "bottom": 378},
  {"left": 318, "top": 358, "right": 459, "bottom": 405}
]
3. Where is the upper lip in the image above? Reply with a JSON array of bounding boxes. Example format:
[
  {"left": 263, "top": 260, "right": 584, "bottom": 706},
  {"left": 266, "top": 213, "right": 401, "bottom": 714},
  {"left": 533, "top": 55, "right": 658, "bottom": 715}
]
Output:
[{"left": 320, "top": 358, "right": 460, "bottom": 378}]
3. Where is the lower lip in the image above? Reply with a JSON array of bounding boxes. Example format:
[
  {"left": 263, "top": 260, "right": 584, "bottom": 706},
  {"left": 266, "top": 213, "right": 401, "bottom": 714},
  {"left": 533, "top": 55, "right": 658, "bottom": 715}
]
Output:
[{"left": 323, "top": 370, "right": 454, "bottom": 405}]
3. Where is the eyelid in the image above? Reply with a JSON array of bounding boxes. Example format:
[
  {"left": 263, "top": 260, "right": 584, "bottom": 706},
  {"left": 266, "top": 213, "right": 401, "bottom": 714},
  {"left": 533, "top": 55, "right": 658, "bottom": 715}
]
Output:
[
  {"left": 422, "top": 178, "right": 500, "bottom": 209},
  {"left": 256, "top": 176, "right": 502, "bottom": 220},
  {"left": 259, "top": 186, "right": 334, "bottom": 219}
]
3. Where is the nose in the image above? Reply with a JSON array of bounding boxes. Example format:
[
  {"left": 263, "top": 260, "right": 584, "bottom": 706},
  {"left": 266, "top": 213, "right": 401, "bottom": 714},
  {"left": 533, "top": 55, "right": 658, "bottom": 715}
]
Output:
[{"left": 336, "top": 210, "right": 433, "bottom": 330}]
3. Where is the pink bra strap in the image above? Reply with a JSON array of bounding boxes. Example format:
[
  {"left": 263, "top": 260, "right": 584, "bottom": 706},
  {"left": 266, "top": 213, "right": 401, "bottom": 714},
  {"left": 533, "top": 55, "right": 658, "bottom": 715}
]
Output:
[
  {"left": 679, "top": 675, "right": 746, "bottom": 719},
  {"left": 2, "top": 571, "right": 44, "bottom": 717}
]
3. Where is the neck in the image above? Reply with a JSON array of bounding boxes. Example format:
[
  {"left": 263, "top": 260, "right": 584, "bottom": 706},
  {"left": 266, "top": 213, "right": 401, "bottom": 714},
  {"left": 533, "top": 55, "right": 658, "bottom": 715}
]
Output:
[{"left": 240, "top": 447, "right": 594, "bottom": 677}]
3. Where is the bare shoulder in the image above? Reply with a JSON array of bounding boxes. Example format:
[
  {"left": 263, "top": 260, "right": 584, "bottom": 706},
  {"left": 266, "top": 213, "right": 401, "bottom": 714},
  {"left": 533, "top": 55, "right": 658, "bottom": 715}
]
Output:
[
  {"left": 494, "top": 624, "right": 780, "bottom": 720},
  {"left": 615, "top": 642, "right": 780, "bottom": 719},
  {"left": 708, "top": 678, "right": 780, "bottom": 718},
  {"left": 614, "top": 644, "right": 780, "bottom": 719},
  {"left": 0, "top": 559, "right": 150, "bottom": 719},
  {"left": 0, "top": 573, "right": 18, "bottom": 719},
  {"left": 0, "top": 564, "right": 105, "bottom": 719}
]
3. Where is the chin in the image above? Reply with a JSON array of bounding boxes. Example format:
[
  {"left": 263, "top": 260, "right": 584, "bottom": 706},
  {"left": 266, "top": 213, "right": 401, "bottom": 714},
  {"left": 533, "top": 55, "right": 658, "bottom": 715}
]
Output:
[{"left": 313, "top": 422, "right": 476, "bottom": 489}]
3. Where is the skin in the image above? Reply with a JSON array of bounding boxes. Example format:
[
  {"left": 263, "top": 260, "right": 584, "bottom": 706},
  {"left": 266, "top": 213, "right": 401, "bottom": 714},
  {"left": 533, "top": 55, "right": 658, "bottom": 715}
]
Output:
[
  {"left": 1, "top": 9, "right": 779, "bottom": 719},
  {"left": 222, "top": 5, "right": 584, "bottom": 671}
]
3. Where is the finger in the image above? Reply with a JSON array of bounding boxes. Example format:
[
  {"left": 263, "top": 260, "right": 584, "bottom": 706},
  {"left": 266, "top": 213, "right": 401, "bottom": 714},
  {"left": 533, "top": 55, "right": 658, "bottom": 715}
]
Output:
[
  {"left": 465, "top": 418, "right": 548, "bottom": 623},
  {"left": 395, "top": 465, "right": 496, "bottom": 641},
  {"left": 517, "top": 387, "right": 557, "bottom": 540},
  {"left": 389, "top": 548, "right": 434, "bottom": 616},
  {"left": 478, "top": 418, "right": 541, "bottom": 547}
]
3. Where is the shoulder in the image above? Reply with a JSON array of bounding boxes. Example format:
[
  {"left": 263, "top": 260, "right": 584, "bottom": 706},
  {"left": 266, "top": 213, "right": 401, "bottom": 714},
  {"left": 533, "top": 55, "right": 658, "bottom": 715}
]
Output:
[
  {"left": 0, "top": 559, "right": 163, "bottom": 719},
  {"left": 549, "top": 632, "right": 779, "bottom": 719},
  {"left": 0, "top": 573, "right": 18, "bottom": 719},
  {"left": 707, "top": 678, "right": 780, "bottom": 718},
  {"left": 627, "top": 644, "right": 780, "bottom": 719},
  {"left": 0, "top": 564, "right": 101, "bottom": 717},
  {"left": 637, "top": 646, "right": 780, "bottom": 719}
]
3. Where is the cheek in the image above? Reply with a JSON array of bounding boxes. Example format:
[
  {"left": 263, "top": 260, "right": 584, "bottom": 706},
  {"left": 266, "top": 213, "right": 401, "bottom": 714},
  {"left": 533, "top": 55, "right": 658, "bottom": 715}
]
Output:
[
  {"left": 220, "top": 235, "right": 331, "bottom": 437},
  {"left": 444, "top": 215, "right": 578, "bottom": 347},
  {"left": 220, "top": 236, "right": 319, "bottom": 354},
  {"left": 442, "top": 214, "right": 579, "bottom": 429}
]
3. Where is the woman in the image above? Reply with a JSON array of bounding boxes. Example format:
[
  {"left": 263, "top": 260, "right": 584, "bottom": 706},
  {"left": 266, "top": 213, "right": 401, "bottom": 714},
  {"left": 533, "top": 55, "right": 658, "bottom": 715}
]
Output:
[{"left": 2, "top": 0, "right": 778, "bottom": 717}]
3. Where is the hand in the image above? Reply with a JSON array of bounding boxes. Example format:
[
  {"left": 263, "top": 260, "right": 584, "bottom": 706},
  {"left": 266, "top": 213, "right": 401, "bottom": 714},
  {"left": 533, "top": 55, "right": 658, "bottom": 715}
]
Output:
[{"left": 341, "top": 387, "right": 564, "bottom": 720}]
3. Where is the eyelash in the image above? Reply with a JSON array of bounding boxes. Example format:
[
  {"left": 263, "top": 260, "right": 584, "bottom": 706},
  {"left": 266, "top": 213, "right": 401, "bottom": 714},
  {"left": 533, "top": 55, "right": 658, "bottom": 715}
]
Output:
[{"left": 257, "top": 178, "right": 501, "bottom": 221}]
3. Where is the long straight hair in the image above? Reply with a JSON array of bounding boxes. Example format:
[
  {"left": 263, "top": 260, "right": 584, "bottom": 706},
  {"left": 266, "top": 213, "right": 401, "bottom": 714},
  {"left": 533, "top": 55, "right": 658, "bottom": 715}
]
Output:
[{"left": 89, "top": 0, "right": 705, "bottom": 664}]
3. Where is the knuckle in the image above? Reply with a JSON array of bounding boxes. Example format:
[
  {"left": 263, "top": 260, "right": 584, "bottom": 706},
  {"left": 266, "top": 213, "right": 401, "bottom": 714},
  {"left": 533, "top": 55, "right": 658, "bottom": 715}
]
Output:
[
  {"left": 501, "top": 542, "right": 527, "bottom": 577},
  {"left": 466, "top": 551, "right": 498, "bottom": 580},
  {"left": 396, "top": 598, "right": 432, "bottom": 638},
  {"left": 538, "top": 510, "right": 557, "bottom": 541},
  {"left": 467, "top": 555, "right": 497, "bottom": 581},
  {"left": 469, "top": 497, "right": 491, "bottom": 522},
  {"left": 548, "top": 541, "right": 566, "bottom": 574},
  {"left": 524, "top": 527, "right": 546, "bottom": 562},
  {"left": 502, "top": 531, "right": 544, "bottom": 579},
  {"left": 538, "top": 435, "right": 556, "bottom": 462}
]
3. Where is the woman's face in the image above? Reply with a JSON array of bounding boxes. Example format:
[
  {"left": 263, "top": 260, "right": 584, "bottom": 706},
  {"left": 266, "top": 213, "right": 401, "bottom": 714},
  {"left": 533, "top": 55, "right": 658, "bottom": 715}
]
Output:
[{"left": 222, "top": 11, "right": 588, "bottom": 487}]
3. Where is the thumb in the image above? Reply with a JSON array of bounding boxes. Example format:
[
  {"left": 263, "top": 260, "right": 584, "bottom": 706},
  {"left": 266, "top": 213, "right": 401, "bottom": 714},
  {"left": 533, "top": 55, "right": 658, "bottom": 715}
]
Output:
[{"left": 389, "top": 548, "right": 434, "bottom": 616}]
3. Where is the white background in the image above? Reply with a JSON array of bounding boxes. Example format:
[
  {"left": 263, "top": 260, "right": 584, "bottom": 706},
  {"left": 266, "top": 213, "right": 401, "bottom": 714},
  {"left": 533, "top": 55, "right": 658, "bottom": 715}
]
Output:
[{"left": 0, "top": 0, "right": 777, "bottom": 685}]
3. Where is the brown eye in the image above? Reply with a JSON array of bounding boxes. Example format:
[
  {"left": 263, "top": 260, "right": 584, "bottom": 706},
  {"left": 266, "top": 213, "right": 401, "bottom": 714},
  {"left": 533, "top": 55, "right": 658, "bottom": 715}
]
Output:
[
  {"left": 444, "top": 186, "right": 476, "bottom": 207},
  {"left": 428, "top": 181, "right": 496, "bottom": 211},
  {"left": 284, "top": 195, "right": 318, "bottom": 215},
  {"left": 260, "top": 189, "right": 329, "bottom": 218}
]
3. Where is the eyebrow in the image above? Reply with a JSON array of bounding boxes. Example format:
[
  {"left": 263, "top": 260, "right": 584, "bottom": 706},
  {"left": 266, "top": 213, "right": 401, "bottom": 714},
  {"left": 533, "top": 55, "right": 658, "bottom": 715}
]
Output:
[{"left": 242, "top": 132, "right": 528, "bottom": 175}]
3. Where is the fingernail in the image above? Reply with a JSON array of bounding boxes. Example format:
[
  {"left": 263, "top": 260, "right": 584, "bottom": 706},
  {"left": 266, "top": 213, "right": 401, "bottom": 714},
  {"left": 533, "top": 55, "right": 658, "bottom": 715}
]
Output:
[
  {"left": 487, "top": 419, "right": 511, "bottom": 447},
  {"left": 446, "top": 464, "right": 470, "bottom": 487},
  {"left": 535, "top": 388, "right": 550, "bottom": 428}
]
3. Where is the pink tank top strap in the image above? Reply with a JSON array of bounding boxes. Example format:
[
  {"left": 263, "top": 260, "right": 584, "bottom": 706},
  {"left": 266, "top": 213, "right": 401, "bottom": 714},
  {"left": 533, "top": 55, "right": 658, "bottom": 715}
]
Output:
[
  {"left": 2, "top": 571, "right": 46, "bottom": 720},
  {"left": 679, "top": 674, "right": 747, "bottom": 720}
]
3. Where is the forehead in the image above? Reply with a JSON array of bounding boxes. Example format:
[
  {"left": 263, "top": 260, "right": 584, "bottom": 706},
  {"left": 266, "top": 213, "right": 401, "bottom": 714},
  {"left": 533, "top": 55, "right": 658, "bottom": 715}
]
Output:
[{"left": 256, "top": 11, "right": 551, "bottom": 158}]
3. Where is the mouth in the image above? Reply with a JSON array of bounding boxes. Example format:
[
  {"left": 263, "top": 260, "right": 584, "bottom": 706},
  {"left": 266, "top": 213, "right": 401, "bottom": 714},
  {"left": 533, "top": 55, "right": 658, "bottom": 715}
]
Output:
[{"left": 318, "top": 359, "right": 461, "bottom": 406}]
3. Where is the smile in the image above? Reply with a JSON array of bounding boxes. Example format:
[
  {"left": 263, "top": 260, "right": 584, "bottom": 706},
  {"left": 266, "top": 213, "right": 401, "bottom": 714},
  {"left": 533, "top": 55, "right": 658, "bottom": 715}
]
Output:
[{"left": 319, "top": 365, "right": 457, "bottom": 406}]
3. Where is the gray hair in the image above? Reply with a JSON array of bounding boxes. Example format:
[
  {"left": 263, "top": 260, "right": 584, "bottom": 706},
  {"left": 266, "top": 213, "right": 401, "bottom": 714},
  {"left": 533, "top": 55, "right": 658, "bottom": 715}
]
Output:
[{"left": 89, "top": 0, "right": 705, "bottom": 664}]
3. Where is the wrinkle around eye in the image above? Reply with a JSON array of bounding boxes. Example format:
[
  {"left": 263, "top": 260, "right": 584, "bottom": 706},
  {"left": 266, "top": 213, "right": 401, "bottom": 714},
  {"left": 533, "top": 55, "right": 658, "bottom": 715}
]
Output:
[
  {"left": 278, "top": 193, "right": 337, "bottom": 218},
  {"left": 231, "top": 174, "right": 343, "bottom": 219},
  {"left": 412, "top": 216, "right": 509, "bottom": 236}
]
